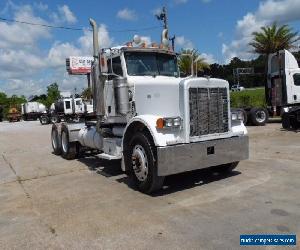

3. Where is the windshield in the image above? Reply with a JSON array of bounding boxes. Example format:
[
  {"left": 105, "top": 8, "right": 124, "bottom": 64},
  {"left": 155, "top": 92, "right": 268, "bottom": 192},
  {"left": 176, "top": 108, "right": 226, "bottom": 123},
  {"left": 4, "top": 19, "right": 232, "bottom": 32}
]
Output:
[{"left": 124, "top": 52, "right": 179, "bottom": 77}]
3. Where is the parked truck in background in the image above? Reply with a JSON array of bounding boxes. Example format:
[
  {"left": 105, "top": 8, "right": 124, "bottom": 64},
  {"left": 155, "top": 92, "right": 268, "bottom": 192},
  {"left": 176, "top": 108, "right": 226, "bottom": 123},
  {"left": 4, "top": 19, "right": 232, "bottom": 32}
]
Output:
[
  {"left": 7, "top": 107, "right": 21, "bottom": 122},
  {"left": 267, "top": 49, "right": 300, "bottom": 130},
  {"left": 21, "top": 102, "right": 46, "bottom": 121},
  {"left": 50, "top": 19, "right": 249, "bottom": 194},
  {"left": 40, "top": 96, "right": 94, "bottom": 125},
  {"left": 232, "top": 50, "right": 300, "bottom": 128}
]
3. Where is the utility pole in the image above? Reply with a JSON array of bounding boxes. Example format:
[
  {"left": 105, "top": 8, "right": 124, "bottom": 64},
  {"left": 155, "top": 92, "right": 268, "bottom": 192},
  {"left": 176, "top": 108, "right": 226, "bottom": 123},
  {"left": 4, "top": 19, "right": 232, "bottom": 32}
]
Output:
[
  {"left": 156, "top": 6, "right": 176, "bottom": 50},
  {"left": 156, "top": 7, "right": 168, "bottom": 30}
]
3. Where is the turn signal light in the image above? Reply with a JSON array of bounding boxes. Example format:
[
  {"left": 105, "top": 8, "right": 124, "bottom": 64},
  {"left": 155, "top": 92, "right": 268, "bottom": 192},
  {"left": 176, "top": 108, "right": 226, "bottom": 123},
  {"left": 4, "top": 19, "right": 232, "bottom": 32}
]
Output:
[{"left": 156, "top": 118, "right": 164, "bottom": 129}]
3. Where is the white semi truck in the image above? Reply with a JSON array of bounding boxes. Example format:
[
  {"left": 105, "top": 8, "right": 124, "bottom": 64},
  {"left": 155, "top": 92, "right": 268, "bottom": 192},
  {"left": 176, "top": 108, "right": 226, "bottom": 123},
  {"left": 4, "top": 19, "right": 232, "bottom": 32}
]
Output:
[
  {"left": 21, "top": 102, "right": 46, "bottom": 121},
  {"left": 40, "top": 97, "right": 93, "bottom": 124},
  {"left": 50, "top": 19, "right": 249, "bottom": 193},
  {"left": 267, "top": 49, "right": 300, "bottom": 129}
]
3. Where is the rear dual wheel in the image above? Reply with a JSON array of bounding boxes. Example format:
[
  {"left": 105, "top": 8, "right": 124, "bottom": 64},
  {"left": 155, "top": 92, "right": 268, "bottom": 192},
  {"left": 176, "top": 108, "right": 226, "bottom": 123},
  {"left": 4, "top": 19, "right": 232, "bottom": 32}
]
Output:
[
  {"left": 61, "top": 126, "right": 77, "bottom": 160},
  {"left": 51, "top": 124, "right": 62, "bottom": 155}
]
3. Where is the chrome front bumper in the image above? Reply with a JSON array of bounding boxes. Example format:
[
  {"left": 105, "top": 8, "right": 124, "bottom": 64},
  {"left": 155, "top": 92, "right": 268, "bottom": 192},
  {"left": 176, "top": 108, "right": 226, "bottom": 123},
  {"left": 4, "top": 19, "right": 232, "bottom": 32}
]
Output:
[{"left": 157, "top": 135, "right": 249, "bottom": 176}]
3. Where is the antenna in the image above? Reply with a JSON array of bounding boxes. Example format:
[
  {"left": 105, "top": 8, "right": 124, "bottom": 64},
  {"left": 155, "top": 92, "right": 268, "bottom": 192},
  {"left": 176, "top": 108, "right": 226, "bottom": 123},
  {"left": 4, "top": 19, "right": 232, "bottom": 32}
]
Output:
[{"left": 155, "top": 6, "right": 176, "bottom": 50}]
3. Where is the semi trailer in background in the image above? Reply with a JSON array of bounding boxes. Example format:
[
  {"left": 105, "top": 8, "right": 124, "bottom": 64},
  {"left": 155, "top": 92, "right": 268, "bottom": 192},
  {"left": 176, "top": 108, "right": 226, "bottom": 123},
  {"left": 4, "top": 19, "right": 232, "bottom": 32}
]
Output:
[
  {"left": 21, "top": 102, "right": 46, "bottom": 121},
  {"left": 50, "top": 18, "right": 249, "bottom": 194}
]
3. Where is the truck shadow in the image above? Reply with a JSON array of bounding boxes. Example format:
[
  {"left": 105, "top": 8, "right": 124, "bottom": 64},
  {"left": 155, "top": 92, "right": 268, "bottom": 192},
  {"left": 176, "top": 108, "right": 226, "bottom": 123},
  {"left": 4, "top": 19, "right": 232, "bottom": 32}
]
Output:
[
  {"left": 78, "top": 156, "right": 241, "bottom": 197},
  {"left": 77, "top": 155, "right": 241, "bottom": 196},
  {"left": 151, "top": 168, "right": 241, "bottom": 196}
]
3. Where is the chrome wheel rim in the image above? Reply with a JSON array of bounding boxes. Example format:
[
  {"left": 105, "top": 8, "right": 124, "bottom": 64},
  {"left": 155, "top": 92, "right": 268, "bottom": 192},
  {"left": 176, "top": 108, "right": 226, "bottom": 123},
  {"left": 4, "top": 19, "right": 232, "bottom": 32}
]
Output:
[
  {"left": 132, "top": 145, "right": 148, "bottom": 182},
  {"left": 256, "top": 110, "right": 266, "bottom": 123},
  {"left": 52, "top": 130, "right": 57, "bottom": 149},
  {"left": 61, "top": 132, "right": 68, "bottom": 153},
  {"left": 52, "top": 116, "right": 58, "bottom": 123}
]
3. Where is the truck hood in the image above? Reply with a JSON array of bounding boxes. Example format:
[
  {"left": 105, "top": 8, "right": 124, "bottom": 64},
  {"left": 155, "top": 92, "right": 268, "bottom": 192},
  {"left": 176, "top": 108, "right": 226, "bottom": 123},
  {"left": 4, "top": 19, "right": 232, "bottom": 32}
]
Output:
[
  {"left": 129, "top": 76, "right": 182, "bottom": 117},
  {"left": 129, "top": 75, "right": 229, "bottom": 117}
]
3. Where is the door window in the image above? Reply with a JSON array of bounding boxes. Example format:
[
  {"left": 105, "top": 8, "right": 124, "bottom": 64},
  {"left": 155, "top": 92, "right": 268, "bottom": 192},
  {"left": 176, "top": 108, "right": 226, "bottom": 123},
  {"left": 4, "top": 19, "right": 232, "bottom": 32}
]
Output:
[
  {"left": 65, "top": 101, "right": 71, "bottom": 109},
  {"left": 293, "top": 73, "right": 300, "bottom": 86}
]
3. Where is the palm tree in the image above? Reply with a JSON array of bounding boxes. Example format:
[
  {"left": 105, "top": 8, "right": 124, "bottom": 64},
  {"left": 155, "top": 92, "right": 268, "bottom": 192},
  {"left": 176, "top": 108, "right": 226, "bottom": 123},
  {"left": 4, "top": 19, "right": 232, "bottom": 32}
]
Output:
[
  {"left": 249, "top": 23, "right": 299, "bottom": 55},
  {"left": 250, "top": 23, "right": 299, "bottom": 108},
  {"left": 178, "top": 49, "right": 210, "bottom": 76}
]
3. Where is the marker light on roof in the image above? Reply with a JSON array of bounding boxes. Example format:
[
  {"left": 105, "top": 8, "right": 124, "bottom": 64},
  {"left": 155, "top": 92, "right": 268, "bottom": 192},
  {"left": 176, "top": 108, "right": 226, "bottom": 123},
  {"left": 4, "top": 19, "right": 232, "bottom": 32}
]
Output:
[{"left": 133, "top": 35, "right": 141, "bottom": 45}]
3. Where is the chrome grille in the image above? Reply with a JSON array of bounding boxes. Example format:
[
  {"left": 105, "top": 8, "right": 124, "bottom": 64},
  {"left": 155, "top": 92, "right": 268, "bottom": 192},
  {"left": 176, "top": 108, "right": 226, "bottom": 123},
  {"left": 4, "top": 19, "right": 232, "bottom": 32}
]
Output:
[{"left": 189, "top": 87, "right": 229, "bottom": 137}]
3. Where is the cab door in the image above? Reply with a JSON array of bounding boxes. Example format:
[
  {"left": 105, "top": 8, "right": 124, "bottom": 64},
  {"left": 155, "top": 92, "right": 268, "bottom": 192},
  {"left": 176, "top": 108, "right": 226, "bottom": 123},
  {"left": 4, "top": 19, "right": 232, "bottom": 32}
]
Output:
[{"left": 288, "top": 70, "right": 300, "bottom": 104}]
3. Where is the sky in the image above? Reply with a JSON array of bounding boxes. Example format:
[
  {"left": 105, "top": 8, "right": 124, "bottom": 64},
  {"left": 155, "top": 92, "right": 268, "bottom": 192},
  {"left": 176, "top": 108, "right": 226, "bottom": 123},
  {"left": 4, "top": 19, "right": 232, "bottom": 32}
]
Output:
[{"left": 0, "top": 0, "right": 300, "bottom": 97}]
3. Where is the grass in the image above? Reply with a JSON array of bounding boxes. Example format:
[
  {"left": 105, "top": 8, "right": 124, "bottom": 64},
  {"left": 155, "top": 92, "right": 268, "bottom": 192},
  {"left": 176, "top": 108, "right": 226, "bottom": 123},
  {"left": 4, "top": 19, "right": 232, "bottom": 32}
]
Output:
[{"left": 230, "top": 88, "right": 266, "bottom": 108}]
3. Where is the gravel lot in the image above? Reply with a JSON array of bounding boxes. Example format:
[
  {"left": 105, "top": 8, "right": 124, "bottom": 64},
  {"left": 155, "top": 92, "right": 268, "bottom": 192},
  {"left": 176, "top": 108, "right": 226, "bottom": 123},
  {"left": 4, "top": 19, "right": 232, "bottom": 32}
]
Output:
[{"left": 0, "top": 121, "right": 299, "bottom": 249}]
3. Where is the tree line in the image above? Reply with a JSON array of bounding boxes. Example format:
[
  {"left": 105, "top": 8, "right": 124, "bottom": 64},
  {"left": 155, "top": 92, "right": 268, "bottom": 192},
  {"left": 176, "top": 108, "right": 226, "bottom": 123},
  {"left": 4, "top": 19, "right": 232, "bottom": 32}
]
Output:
[{"left": 178, "top": 23, "right": 300, "bottom": 88}]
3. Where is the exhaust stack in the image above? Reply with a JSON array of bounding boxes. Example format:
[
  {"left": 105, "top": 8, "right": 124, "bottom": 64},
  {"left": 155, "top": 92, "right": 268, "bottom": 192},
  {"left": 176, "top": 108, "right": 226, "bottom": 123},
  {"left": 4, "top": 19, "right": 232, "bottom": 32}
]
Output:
[
  {"left": 89, "top": 18, "right": 105, "bottom": 119},
  {"left": 89, "top": 18, "right": 99, "bottom": 57}
]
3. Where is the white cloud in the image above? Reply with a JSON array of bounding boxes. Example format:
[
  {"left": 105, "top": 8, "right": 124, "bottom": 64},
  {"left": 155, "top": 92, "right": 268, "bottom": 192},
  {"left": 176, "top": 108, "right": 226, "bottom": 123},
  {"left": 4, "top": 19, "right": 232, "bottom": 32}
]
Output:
[
  {"left": 200, "top": 53, "right": 216, "bottom": 64},
  {"left": 58, "top": 5, "right": 77, "bottom": 24},
  {"left": 175, "top": 36, "right": 194, "bottom": 49},
  {"left": 223, "top": 0, "right": 300, "bottom": 63},
  {"left": 47, "top": 42, "right": 82, "bottom": 68},
  {"left": 0, "top": 3, "right": 113, "bottom": 96},
  {"left": 78, "top": 25, "right": 113, "bottom": 54},
  {"left": 140, "top": 36, "right": 151, "bottom": 45},
  {"left": 0, "top": 5, "right": 50, "bottom": 49},
  {"left": 116, "top": 8, "right": 137, "bottom": 21}
]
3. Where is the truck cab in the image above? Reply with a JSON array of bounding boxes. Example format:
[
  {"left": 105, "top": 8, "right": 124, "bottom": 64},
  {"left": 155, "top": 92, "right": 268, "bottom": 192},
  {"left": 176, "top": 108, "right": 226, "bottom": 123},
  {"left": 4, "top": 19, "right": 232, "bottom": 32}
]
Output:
[
  {"left": 268, "top": 50, "right": 300, "bottom": 129},
  {"left": 50, "top": 19, "right": 249, "bottom": 194}
]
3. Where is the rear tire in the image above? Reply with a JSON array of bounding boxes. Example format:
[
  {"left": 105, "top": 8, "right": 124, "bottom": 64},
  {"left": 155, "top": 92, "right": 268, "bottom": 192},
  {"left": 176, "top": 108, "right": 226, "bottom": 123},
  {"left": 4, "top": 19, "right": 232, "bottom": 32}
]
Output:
[
  {"left": 51, "top": 124, "right": 61, "bottom": 155},
  {"left": 250, "top": 108, "right": 268, "bottom": 126},
  {"left": 126, "top": 132, "right": 164, "bottom": 194},
  {"left": 51, "top": 114, "right": 60, "bottom": 124},
  {"left": 61, "top": 126, "right": 77, "bottom": 160},
  {"left": 40, "top": 115, "right": 49, "bottom": 125}
]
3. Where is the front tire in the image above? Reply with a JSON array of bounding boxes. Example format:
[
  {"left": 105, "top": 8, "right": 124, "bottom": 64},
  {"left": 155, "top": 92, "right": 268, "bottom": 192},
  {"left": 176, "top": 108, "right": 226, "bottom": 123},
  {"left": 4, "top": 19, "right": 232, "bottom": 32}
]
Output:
[
  {"left": 51, "top": 114, "right": 60, "bottom": 124},
  {"left": 40, "top": 115, "right": 49, "bottom": 125},
  {"left": 61, "top": 126, "right": 77, "bottom": 160},
  {"left": 249, "top": 108, "right": 268, "bottom": 126},
  {"left": 126, "top": 132, "right": 164, "bottom": 194},
  {"left": 282, "top": 113, "right": 290, "bottom": 129}
]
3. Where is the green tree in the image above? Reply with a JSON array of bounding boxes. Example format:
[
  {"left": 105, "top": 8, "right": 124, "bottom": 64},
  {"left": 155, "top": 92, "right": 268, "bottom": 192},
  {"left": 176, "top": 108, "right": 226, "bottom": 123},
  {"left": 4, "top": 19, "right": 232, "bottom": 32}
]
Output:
[
  {"left": 81, "top": 87, "right": 92, "bottom": 100},
  {"left": 45, "top": 83, "right": 60, "bottom": 108},
  {"left": 249, "top": 23, "right": 299, "bottom": 55},
  {"left": 178, "top": 49, "right": 210, "bottom": 76}
]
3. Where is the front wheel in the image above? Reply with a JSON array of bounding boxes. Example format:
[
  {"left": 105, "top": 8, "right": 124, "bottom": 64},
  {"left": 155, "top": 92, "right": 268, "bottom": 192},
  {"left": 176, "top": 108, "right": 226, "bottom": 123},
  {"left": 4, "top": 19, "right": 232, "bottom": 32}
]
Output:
[
  {"left": 40, "top": 115, "right": 49, "bottom": 125},
  {"left": 126, "top": 132, "right": 164, "bottom": 194},
  {"left": 249, "top": 108, "right": 268, "bottom": 126},
  {"left": 282, "top": 113, "right": 290, "bottom": 129}
]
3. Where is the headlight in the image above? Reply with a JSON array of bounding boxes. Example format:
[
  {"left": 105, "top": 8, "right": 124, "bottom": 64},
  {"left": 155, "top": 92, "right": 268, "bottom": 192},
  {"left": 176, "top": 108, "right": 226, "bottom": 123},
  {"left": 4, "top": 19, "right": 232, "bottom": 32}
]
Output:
[
  {"left": 231, "top": 110, "right": 244, "bottom": 121},
  {"left": 156, "top": 117, "right": 182, "bottom": 129}
]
